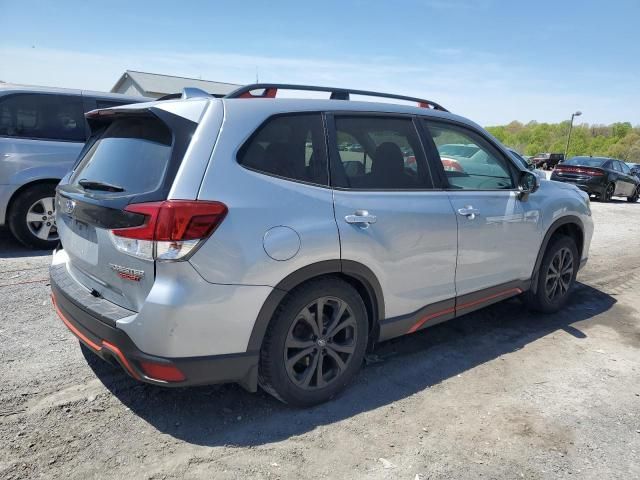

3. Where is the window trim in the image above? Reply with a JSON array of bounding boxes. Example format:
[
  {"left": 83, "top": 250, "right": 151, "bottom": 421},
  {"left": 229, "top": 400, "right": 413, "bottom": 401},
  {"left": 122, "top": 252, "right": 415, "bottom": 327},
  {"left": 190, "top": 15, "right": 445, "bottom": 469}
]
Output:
[
  {"left": 0, "top": 92, "right": 88, "bottom": 143},
  {"left": 420, "top": 117, "right": 522, "bottom": 192},
  {"left": 235, "top": 111, "right": 331, "bottom": 188},
  {"left": 325, "top": 111, "right": 437, "bottom": 191}
]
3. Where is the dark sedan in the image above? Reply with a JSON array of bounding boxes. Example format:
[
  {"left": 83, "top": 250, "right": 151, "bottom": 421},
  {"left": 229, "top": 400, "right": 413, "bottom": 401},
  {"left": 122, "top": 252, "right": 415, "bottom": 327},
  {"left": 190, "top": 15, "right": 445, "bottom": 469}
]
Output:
[{"left": 551, "top": 156, "right": 640, "bottom": 202}]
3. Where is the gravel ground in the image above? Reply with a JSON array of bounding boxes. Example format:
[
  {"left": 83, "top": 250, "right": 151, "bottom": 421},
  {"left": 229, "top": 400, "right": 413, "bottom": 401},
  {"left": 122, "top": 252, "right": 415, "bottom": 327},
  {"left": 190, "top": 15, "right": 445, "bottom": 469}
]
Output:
[{"left": 1, "top": 199, "right": 639, "bottom": 480}]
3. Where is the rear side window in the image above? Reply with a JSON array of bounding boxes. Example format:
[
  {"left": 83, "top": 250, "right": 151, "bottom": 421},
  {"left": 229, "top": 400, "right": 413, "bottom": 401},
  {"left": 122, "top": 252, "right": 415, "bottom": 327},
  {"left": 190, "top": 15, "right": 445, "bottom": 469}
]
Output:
[
  {"left": 331, "top": 116, "right": 432, "bottom": 190},
  {"left": 71, "top": 116, "right": 172, "bottom": 195},
  {"left": 0, "top": 93, "right": 86, "bottom": 142},
  {"left": 237, "top": 114, "right": 328, "bottom": 185}
]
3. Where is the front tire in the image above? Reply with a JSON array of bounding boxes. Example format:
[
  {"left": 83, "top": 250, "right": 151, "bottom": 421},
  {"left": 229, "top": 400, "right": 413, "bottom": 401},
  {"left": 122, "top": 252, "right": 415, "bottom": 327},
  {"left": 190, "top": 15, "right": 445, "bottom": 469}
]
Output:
[
  {"left": 259, "top": 277, "right": 368, "bottom": 407},
  {"left": 8, "top": 183, "right": 59, "bottom": 249},
  {"left": 525, "top": 235, "right": 578, "bottom": 313},
  {"left": 627, "top": 186, "right": 639, "bottom": 203}
]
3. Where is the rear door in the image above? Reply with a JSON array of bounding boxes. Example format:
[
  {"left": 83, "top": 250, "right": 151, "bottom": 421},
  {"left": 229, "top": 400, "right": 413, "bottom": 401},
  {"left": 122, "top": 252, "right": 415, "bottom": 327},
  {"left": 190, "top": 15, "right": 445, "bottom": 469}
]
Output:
[
  {"left": 618, "top": 161, "right": 637, "bottom": 196},
  {"left": 423, "top": 119, "right": 540, "bottom": 297},
  {"left": 56, "top": 106, "right": 199, "bottom": 311},
  {"left": 328, "top": 114, "right": 458, "bottom": 330}
]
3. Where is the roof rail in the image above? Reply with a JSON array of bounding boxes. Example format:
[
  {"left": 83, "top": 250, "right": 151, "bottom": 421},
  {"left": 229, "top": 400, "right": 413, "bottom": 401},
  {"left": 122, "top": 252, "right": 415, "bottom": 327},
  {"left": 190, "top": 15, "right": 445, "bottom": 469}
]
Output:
[{"left": 224, "top": 83, "right": 448, "bottom": 112}]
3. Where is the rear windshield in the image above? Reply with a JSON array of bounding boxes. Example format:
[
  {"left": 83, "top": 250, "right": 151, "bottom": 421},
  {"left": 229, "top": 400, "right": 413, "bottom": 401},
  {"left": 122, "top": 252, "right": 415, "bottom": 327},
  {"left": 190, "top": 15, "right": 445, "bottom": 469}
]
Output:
[
  {"left": 71, "top": 116, "right": 172, "bottom": 195},
  {"left": 563, "top": 157, "right": 605, "bottom": 167}
]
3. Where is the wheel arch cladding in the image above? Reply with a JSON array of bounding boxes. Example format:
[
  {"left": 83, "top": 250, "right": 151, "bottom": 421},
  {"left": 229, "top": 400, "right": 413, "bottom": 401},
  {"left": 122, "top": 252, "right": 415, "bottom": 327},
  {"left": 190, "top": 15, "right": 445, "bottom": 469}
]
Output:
[
  {"left": 531, "top": 215, "right": 584, "bottom": 293},
  {"left": 246, "top": 260, "right": 385, "bottom": 352}
]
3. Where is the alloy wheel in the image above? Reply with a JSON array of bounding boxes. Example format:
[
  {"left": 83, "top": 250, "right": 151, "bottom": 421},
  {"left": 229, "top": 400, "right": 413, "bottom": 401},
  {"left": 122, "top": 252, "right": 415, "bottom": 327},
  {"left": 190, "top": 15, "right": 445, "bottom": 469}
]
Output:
[
  {"left": 284, "top": 296, "right": 357, "bottom": 390},
  {"left": 544, "top": 247, "right": 574, "bottom": 301},
  {"left": 25, "top": 196, "right": 58, "bottom": 241},
  {"left": 604, "top": 184, "right": 614, "bottom": 201}
]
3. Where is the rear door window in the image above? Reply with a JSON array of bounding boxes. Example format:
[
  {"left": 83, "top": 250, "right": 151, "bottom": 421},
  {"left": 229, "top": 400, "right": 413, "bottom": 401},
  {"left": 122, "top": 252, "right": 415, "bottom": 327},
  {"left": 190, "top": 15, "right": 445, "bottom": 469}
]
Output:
[
  {"left": 71, "top": 116, "right": 172, "bottom": 195},
  {"left": 330, "top": 116, "right": 432, "bottom": 189},
  {"left": 237, "top": 114, "right": 328, "bottom": 185},
  {"left": 0, "top": 93, "right": 86, "bottom": 142}
]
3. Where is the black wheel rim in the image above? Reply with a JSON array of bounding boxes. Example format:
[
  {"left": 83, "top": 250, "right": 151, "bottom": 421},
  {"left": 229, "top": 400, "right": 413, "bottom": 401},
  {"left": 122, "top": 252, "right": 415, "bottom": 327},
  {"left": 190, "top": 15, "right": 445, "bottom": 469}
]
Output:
[
  {"left": 605, "top": 184, "right": 614, "bottom": 201},
  {"left": 544, "top": 247, "right": 574, "bottom": 301},
  {"left": 284, "top": 296, "right": 357, "bottom": 390}
]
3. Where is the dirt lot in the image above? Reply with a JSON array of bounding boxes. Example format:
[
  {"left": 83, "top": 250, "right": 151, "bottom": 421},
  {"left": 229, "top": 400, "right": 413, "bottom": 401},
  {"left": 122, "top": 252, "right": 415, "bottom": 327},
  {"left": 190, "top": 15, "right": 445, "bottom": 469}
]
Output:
[{"left": 1, "top": 200, "right": 639, "bottom": 480}]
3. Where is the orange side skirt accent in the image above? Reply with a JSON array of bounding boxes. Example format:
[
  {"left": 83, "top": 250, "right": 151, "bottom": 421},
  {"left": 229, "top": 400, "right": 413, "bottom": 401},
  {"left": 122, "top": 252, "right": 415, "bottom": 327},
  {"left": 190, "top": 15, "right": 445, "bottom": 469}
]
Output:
[{"left": 407, "top": 287, "right": 522, "bottom": 334}]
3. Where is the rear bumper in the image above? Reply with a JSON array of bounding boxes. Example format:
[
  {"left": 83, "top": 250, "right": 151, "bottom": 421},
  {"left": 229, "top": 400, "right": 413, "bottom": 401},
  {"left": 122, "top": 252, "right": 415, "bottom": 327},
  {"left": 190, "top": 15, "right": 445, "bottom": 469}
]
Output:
[
  {"left": 550, "top": 175, "right": 605, "bottom": 195},
  {"left": 50, "top": 266, "right": 259, "bottom": 391}
]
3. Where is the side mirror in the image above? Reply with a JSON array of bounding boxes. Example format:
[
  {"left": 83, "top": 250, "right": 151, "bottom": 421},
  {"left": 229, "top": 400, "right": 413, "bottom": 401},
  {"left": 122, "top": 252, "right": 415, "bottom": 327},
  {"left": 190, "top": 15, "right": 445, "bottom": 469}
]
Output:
[{"left": 518, "top": 170, "right": 539, "bottom": 200}]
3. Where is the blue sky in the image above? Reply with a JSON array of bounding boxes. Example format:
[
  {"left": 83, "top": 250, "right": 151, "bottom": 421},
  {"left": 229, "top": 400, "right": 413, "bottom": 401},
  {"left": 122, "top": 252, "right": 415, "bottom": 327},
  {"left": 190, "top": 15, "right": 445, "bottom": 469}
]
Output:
[{"left": 1, "top": 0, "right": 639, "bottom": 125}]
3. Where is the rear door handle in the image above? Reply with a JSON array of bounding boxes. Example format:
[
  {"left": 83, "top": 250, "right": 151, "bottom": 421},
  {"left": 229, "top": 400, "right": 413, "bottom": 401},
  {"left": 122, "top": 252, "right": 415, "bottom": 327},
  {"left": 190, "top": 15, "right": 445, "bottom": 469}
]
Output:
[
  {"left": 345, "top": 210, "right": 377, "bottom": 227},
  {"left": 457, "top": 206, "right": 480, "bottom": 220}
]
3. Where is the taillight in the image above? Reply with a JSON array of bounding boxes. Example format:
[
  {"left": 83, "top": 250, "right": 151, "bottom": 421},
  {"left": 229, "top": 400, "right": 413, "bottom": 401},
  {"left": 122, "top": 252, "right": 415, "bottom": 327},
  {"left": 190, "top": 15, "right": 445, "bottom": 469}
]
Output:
[
  {"left": 555, "top": 166, "right": 604, "bottom": 176},
  {"left": 110, "top": 200, "right": 227, "bottom": 261}
]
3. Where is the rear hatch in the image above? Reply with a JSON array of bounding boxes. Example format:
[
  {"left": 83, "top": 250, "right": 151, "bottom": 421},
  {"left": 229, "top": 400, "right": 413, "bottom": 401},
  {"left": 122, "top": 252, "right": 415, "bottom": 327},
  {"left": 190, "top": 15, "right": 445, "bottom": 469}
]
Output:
[{"left": 56, "top": 105, "right": 202, "bottom": 312}]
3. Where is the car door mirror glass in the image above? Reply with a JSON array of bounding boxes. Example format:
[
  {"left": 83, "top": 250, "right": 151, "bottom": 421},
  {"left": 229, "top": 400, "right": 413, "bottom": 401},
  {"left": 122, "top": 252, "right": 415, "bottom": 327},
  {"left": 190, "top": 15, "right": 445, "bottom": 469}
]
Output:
[{"left": 518, "top": 170, "right": 539, "bottom": 198}]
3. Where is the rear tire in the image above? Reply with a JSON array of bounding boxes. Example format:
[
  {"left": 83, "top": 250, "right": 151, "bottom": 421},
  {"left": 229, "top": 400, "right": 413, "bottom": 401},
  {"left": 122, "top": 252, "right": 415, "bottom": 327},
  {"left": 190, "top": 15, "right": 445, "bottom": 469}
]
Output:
[
  {"left": 259, "top": 277, "right": 368, "bottom": 407},
  {"left": 525, "top": 235, "right": 578, "bottom": 313},
  {"left": 600, "top": 183, "right": 614, "bottom": 203},
  {"left": 627, "top": 186, "right": 639, "bottom": 203},
  {"left": 8, "top": 183, "right": 59, "bottom": 249}
]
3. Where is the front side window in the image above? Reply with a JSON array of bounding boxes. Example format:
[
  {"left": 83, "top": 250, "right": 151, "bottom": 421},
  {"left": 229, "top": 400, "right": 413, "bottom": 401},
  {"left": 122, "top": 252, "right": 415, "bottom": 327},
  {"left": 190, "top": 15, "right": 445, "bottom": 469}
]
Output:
[
  {"left": 237, "top": 114, "right": 328, "bottom": 185},
  {"left": 425, "top": 121, "right": 515, "bottom": 190},
  {"left": 612, "top": 161, "right": 623, "bottom": 172},
  {"left": 332, "top": 116, "right": 431, "bottom": 189},
  {"left": 0, "top": 93, "right": 86, "bottom": 142}
]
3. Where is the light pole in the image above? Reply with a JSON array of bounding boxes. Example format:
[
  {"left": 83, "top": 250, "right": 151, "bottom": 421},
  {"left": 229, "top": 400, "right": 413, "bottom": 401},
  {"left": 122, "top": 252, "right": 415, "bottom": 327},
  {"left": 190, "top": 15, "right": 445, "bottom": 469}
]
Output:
[{"left": 564, "top": 111, "right": 582, "bottom": 160}]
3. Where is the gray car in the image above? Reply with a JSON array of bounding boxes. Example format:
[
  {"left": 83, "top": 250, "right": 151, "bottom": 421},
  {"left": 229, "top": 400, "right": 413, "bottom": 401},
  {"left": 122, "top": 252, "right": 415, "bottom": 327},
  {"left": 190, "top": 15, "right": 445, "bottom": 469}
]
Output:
[
  {"left": 0, "top": 84, "right": 147, "bottom": 248},
  {"left": 50, "top": 84, "right": 593, "bottom": 406}
]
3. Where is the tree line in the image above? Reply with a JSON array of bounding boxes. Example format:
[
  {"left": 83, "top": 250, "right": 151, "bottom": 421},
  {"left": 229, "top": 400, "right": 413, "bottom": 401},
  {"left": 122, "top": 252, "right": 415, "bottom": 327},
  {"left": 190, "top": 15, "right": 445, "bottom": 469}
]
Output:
[{"left": 486, "top": 121, "right": 640, "bottom": 163}]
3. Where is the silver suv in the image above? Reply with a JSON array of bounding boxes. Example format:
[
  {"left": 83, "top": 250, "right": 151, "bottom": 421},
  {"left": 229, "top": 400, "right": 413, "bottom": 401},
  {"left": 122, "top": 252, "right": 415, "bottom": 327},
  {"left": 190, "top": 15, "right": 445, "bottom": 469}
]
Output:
[
  {"left": 0, "top": 84, "right": 146, "bottom": 248},
  {"left": 50, "top": 84, "right": 593, "bottom": 406}
]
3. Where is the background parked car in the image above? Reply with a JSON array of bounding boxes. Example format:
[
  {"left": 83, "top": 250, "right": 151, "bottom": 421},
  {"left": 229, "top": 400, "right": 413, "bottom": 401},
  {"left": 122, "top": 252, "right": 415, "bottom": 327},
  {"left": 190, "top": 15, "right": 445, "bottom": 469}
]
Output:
[
  {"left": 531, "top": 152, "right": 564, "bottom": 170},
  {"left": 507, "top": 148, "right": 547, "bottom": 180},
  {"left": 551, "top": 156, "right": 640, "bottom": 202},
  {"left": 0, "top": 84, "right": 147, "bottom": 248},
  {"left": 626, "top": 162, "right": 640, "bottom": 179}
]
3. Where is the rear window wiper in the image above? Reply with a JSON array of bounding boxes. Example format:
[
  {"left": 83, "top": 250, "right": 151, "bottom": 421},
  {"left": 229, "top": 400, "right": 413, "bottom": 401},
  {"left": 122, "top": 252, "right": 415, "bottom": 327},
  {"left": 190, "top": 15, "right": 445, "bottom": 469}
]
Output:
[{"left": 78, "top": 179, "right": 125, "bottom": 192}]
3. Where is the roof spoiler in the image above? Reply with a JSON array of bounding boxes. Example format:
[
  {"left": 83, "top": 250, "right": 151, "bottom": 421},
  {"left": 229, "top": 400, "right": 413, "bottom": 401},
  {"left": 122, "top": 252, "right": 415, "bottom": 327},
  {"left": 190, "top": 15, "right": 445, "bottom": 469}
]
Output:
[
  {"left": 224, "top": 83, "right": 448, "bottom": 112},
  {"left": 156, "top": 88, "right": 224, "bottom": 101}
]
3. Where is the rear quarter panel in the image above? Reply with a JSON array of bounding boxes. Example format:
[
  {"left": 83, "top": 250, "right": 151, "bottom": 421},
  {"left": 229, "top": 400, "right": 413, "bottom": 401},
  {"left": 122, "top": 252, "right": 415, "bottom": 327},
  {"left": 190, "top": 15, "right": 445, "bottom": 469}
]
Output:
[{"left": 189, "top": 101, "right": 340, "bottom": 287}]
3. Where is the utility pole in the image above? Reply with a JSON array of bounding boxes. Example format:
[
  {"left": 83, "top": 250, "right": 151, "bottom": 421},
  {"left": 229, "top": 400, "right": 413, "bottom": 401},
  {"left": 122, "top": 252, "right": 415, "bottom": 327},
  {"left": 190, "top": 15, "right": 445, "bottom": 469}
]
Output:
[{"left": 564, "top": 111, "right": 582, "bottom": 160}]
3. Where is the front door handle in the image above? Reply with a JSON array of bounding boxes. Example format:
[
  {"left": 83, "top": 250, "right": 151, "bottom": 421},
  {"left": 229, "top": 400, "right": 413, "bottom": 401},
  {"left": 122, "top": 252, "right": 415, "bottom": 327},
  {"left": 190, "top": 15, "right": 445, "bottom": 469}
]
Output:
[
  {"left": 457, "top": 206, "right": 480, "bottom": 220},
  {"left": 345, "top": 210, "right": 377, "bottom": 227}
]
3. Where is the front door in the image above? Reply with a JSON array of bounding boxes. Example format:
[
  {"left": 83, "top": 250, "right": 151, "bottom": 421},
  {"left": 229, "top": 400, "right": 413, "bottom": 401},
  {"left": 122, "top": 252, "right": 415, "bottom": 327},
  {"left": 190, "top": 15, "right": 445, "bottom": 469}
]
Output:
[
  {"left": 328, "top": 114, "right": 458, "bottom": 336},
  {"left": 423, "top": 119, "right": 540, "bottom": 300}
]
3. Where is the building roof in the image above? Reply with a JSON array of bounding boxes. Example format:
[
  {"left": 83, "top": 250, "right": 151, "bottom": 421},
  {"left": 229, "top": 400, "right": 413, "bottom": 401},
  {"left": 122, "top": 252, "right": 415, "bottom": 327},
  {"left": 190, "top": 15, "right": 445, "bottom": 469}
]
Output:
[{"left": 111, "top": 70, "right": 241, "bottom": 97}]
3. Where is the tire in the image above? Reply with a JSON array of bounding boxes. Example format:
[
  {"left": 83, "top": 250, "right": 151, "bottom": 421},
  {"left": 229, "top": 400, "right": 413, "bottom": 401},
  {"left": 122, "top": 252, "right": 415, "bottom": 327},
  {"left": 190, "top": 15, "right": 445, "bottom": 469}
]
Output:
[
  {"left": 627, "top": 186, "right": 639, "bottom": 203},
  {"left": 600, "top": 183, "right": 614, "bottom": 203},
  {"left": 8, "top": 183, "right": 59, "bottom": 249},
  {"left": 259, "top": 276, "right": 369, "bottom": 407},
  {"left": 525, "top": 235, "right": 578, "bottom": 314}
]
